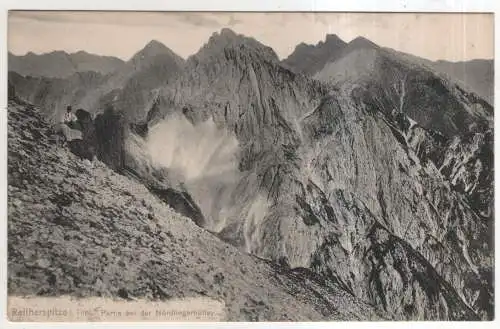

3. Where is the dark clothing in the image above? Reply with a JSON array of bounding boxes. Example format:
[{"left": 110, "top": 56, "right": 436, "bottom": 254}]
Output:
[{"left": 66, "top": 120, "right": 82, "bottom": 131}]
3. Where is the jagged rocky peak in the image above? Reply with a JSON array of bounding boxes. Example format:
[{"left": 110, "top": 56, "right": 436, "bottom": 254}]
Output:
[
  {"left": 193, "top": 27, "right": 279, "bottom": 63},
  {"left": 294, "top": 34, "right": 345, "bottom": 50},
  {"left": 208, "top": 28, "right": 245, "bottom": 46},
  {"left": 325, "top": 33, "right": 344, "bottom": 44},
  {"left": 294, "top": 42, "right": 311, "bottom": 49},
  {"left": 47, "top": 50, "right": 69, "bottom": 56},
  {"left": 282, "top": 33, "right": 347, "bottom": 75}
]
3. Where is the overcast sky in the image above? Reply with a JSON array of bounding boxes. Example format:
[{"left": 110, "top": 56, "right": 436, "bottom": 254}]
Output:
[{"left": 8, "top": 11, "right": 494, "bottom": 62}]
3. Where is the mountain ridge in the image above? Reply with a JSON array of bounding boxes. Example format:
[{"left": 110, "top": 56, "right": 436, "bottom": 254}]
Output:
[{"left": 8, "top": 50, "right": 125, "bottom": 78}]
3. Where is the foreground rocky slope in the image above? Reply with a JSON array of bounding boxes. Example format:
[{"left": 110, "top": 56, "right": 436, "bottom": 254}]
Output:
[{"left": 7, "top": 99, "right": 387, "bottom": 321}]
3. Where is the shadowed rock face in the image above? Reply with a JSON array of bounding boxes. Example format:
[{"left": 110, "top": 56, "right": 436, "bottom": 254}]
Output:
[
  {"left": 57, "top": 105, "right": 207, "bottom": 227},
  {"left": 281, "top": 34, "right": 347, "bottom": 75},
  {"left": 7, "top": 99, "right": 388, "bottom": 321},
  {"left": 94, "top": 107, "right": 127, "bottom": 172},
  {"left": 147, "top": 186, "right": 205, "bottom": 227}
]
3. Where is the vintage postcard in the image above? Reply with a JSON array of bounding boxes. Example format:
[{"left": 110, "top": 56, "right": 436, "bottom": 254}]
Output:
[{"left": 5, "top": 10, "right": 494, "bottom": 322}]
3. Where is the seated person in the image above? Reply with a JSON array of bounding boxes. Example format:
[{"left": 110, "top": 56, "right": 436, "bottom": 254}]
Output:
[{"left": 62, "top": 105, "right": 81, "bottom": 131}]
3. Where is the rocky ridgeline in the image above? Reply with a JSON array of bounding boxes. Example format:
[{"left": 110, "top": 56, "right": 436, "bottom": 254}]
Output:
[{"left": 7, "top": 100, "right": 388, "bottom": 321}]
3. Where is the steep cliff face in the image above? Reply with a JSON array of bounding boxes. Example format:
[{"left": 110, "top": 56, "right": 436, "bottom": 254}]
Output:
[
  {"left": 297, "top": 89, "right": 492, "bottom": 319},
  {"left": 8, "top": 99, "right": 387, "bottom": 321},
  {"left": 139, "top": 30, "right": 493, "bottom": 320},
  {"left": 144, "top": 28, "right": 328, "bottom": 233}
]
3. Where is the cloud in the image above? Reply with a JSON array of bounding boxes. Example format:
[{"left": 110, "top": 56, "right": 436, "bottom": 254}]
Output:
[
  {"left": 9, "top": 10, "right": 179, "bottom": 27},
  {"left": 176, "top": 13, "right": 222, "bottom": 28},
  {"left": 227, "top": 14, "right": 243, "bottom": 26},
  {"left": 7, "top": 12, "right": 494, "bottom": 62}
]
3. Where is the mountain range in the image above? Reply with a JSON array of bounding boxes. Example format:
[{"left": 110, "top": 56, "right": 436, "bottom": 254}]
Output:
[
  {"left": 8, "top": 28, "right": 494, "bottom": 321},
  {"left": 8, "top": 50, "right": 125, "bottom": 78}
]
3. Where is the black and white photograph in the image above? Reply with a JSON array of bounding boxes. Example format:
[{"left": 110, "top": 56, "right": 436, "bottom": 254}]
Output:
[{"left": 4, "top": 10, "right": 495, "bottom": 322}]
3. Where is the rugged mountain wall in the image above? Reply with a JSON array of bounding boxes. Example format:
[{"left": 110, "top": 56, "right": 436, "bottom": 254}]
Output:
[
  {"left": 8, "top": 99, "right": 387, "bottom": 321},
  {"left": 299, "top": 90, "right": 492, "bottom": 319},
  {"left": 316, "top": 46, "right": 493, "bottom": 138},
  {"left": 139, "top": 30, "right": 493, "bottom": 320}
]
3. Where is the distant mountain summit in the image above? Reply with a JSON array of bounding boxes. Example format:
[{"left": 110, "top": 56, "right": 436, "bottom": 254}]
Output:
[
  {"left": 282, "top": 34, "right": 347, "bottom": 75},
  {"left": 128, "top": 39, "right": 185, "bottom": 70},
  {"left": 193, "top": 28, "right": 279, "bottom": 64},
  {"left": 430, "top": 59, "right": 494, "bottom": 105},
  {"left": 8, "top": 50, "right": 125, "bottom": 78},
  {"left": 313, "top": 37, "right": 492, "bottom": 138},
  {"left": 344, "top": 36, "right": 380, "bottom": 51}
]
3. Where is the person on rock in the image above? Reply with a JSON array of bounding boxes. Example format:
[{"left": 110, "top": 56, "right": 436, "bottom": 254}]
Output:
[
  {"left": 63, "top": 106, "right": 79, "bottom": 130},
  {"left": 55, "top": 105, "right": 83, "bottom": 146}
]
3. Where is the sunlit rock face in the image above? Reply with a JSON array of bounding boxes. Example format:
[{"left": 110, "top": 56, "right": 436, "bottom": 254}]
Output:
[{"left": 130, "top": 30, "right": 492, "bottom": 320}]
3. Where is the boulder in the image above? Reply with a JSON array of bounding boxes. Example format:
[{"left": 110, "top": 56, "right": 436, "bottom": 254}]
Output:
[
  {"left": 54, "top": 123, "right": 83, "bottom": 142},
  {"left": 94, "top": 106, "right": 128, "bottom": 172}
]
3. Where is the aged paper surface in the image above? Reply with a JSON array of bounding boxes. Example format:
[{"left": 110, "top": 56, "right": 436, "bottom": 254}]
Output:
[
  {"left": 6, "top": 11, "right": 494, "bottom": 322},
  {"left": 8, "top": 296, "right": 225, "bottom": 321}
]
